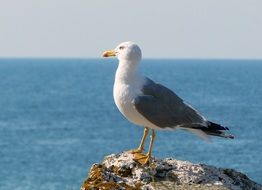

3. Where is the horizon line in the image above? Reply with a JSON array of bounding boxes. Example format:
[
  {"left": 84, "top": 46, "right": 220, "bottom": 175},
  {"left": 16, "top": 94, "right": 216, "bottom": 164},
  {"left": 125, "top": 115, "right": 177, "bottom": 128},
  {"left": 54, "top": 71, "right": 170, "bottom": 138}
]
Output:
[{"left": 0, "top": 57, "right": 262, "bottom": 61}]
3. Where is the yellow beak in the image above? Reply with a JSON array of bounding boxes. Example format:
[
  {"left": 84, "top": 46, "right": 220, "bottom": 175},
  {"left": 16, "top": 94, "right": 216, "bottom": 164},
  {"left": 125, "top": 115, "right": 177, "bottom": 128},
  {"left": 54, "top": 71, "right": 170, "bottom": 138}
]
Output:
[{"left": 102, "top": 50, "right": 116, "bottom": 57}]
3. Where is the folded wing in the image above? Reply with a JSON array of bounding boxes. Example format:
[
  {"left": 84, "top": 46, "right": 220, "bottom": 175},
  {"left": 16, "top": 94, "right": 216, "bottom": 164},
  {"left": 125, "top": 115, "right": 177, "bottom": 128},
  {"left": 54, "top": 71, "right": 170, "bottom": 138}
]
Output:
[{"left": 132, "top": 78, "right": 234, "bottom": 139}]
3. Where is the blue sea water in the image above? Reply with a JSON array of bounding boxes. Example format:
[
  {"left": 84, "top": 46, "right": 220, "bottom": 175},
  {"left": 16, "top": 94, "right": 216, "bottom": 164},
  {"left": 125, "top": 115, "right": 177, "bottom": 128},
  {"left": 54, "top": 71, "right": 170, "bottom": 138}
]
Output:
[{"left": 0, "top": 59, "right": 261, "bottom": 190}]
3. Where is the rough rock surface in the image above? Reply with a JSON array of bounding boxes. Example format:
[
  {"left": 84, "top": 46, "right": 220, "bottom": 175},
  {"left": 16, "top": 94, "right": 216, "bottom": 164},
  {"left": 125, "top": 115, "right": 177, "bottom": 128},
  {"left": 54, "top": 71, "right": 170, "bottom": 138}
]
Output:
[{"left": 81, "top": 152, "right": 262, "bottom": 190}]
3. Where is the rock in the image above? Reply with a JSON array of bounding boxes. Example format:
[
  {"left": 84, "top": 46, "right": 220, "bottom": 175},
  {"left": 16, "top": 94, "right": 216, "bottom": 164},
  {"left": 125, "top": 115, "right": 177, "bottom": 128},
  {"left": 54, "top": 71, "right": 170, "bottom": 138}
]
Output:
[{"left": 81, "top": 152, "right": 262, "bottom": 190}]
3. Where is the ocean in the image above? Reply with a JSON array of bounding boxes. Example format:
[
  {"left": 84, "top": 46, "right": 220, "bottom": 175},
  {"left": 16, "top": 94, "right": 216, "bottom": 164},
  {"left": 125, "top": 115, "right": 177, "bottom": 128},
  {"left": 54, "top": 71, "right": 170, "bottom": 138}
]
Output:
[{"left": 0, "top": 59, "right": 261, "bottom": 190}]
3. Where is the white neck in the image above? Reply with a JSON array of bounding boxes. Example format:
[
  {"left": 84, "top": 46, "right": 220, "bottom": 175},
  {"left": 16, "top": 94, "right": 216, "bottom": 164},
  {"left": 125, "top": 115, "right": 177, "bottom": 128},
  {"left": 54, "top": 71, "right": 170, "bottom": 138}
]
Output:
[{"left": 115, "top": 60, "right": 139, "bottom": 83}]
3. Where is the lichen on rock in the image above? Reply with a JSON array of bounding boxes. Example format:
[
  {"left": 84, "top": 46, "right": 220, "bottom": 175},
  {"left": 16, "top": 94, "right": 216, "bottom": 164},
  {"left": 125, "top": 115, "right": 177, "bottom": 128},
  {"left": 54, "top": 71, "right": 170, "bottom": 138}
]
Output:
[{"left": 81, "top": 152, "right": 262, "bottom": 190}]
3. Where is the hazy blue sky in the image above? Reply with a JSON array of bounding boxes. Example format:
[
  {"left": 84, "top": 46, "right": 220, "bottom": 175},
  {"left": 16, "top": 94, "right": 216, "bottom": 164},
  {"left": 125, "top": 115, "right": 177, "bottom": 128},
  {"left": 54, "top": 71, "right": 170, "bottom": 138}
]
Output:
[{"left": 0, "top": 0, "right": 261, "bottom": 58}]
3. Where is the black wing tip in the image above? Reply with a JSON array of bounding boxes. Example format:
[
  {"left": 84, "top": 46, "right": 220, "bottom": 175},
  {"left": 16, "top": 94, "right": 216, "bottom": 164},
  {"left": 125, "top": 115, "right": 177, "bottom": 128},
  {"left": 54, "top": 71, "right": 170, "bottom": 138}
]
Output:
[
  {"left": 204, "top": 121, "right": 235, "bottom": 139},
  {"left": 208, "top": 121, "right": 230, "bottom": 131}
]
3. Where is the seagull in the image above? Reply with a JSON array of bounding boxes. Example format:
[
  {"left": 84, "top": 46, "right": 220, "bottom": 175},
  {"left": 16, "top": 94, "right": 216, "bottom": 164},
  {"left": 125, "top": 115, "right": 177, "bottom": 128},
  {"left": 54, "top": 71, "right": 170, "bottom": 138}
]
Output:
[{"left": 102, "top": 41, "right": 234, "bottom": 165}]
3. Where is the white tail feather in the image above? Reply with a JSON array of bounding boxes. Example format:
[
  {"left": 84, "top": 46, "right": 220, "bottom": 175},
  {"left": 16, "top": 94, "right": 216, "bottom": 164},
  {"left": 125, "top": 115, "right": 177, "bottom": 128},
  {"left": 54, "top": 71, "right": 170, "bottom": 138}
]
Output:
[{"left": 184, "top": 128, "right": 211, "bottom": 143}]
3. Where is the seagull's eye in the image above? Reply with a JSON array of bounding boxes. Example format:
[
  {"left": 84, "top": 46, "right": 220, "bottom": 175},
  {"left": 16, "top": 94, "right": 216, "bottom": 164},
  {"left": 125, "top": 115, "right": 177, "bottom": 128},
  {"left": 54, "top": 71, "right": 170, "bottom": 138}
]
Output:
[{"left": 119, "top": 46, "right": 125, "bottom": 50}]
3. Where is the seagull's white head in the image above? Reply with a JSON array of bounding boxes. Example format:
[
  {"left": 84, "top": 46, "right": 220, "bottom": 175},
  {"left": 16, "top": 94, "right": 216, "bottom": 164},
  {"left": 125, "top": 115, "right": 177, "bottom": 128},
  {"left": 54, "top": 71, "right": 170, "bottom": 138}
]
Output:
[{"left": 103, "top": 41, "right": 142, "bottom": 64}]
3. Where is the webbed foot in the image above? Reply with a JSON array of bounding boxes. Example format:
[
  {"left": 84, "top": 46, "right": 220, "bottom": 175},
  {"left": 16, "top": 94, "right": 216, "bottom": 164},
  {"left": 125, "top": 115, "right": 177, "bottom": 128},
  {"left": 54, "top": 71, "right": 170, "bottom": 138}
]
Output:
[{"left": 133, "top": 153, "right": 151, "bottom": 165}]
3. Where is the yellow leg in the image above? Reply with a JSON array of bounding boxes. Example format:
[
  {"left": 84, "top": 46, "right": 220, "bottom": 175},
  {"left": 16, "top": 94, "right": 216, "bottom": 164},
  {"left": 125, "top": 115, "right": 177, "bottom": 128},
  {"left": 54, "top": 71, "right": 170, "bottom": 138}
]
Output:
[
  {"left": 130, "top": 127, "right": 149, "bottom": 154},
  {"left": 133, "top": 129, "right": 156, "bottom": 165},
  {"left": 147, "top": 129, "right": 155, "bottom": 158}
]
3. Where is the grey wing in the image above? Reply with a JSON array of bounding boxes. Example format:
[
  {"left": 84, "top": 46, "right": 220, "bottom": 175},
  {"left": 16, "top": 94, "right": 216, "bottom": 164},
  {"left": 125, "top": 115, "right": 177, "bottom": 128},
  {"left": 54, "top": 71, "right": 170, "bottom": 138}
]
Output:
[{"left": 132, "top": 78, "right": 207, "bottom": 129}]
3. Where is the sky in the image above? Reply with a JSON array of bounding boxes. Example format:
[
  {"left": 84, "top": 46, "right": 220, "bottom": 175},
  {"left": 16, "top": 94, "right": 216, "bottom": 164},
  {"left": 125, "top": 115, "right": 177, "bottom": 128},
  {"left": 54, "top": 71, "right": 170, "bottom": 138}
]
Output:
[{"left": 0, "top": 0, "right": 261, "bottom": 59}]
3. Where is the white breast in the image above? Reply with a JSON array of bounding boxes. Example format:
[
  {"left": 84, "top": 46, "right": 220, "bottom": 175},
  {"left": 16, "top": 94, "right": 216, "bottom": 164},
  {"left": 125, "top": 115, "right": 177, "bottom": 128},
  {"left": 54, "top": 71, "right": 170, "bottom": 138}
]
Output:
[
  {"left": 113, "top": 78, "right": 156, "bottom": 128},
  {"left": 112, "top": 60, "right": 161, "bottom": 129}
]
